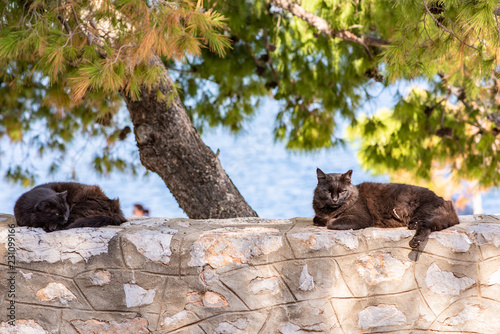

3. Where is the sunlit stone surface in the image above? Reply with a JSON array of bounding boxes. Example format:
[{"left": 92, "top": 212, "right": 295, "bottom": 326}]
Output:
[{"left": 1, "top": 214, "right": 499, "bottom": 333}]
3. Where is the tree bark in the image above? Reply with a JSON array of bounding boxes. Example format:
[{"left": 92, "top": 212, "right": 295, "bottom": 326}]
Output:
[{"left": 121, "top": 56, "right": 258, "bottom": 219}]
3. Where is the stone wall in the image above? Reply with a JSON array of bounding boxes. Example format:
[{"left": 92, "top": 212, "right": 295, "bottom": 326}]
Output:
[{"left": 1, "top": 213, "right": 500, "bottom": 333}]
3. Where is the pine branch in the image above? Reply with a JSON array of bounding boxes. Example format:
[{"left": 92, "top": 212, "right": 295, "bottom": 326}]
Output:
[
  {"left": 263, "top": 28, "right": 280, "bottom": 85},
  {"left": 421, "top": 0, "right": 480, "bottom": 52},
  {"left": 58, "top": 15, "right": 72, "bottom": 34},
  {"left": 71, "top": 6, "right": 91, "bottom": 45},
  {"left": 269, "top": 0, "right": 388, "bottom": 53},
  {"left": 495, "top": 11, "right": 500, "bottom": 47}
]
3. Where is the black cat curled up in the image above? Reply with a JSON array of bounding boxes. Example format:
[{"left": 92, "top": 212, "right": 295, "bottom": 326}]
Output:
[
  {"left": 14, "top": 182, "right": 126, "bottom": 232},
  {"left": 312, "top": 169, "right": 459, "bottom": 248}
]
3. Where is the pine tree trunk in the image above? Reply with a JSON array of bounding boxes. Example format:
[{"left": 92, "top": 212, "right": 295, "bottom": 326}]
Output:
[{"left": 121, "top": 56, "right": 258, "bottom": 219}]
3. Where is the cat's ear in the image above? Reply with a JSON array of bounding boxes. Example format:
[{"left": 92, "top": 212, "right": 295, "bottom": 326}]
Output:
[
  {"left": 316, "top": 168, "right": 326, "bottom": 180},
  {"left": 57, "top": 191, "right": 68, "bottom": 201},
  {"left": 342, "top": 169, "right": 353, "bottom": 183}
]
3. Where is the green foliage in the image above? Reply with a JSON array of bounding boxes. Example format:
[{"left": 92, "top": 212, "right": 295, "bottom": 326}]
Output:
[
  {"left": 2, "top": 0, "right": 500, "bottom": 189},
  {"left": 179, "top": 0, "right": 500, "bottom": 187},
  {"left": 0, "top": 0, "right": 231, "bottom": 184},
  {"left": 178, "top": 0, "right": 387, "bottom": 149},
  {"left": 351, "top": 85, "right": 500, "bottom": 188},
  {"left": 350, "top": 0, "right": 500, "bottom": 187}
]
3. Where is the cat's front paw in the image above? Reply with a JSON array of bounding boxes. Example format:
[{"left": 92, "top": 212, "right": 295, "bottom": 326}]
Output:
[
  {"left": 409, "top": 237, "right": 421, "bottom": 248},
  {"left": 326, "top": 219, "right": 354, "bottom": 230},
  {"left": 313, "top": 216, "right": 327, "bottom": 226},
  {"left": 47, "top": 223, "right": 61, "bottom": 232},
  {"left": 410, "top": 227, "right": 432, "bottom": 248}
]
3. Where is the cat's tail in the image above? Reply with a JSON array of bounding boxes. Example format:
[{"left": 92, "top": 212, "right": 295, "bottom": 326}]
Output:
[{"left": 66, "top": 215, "right": 127, "bottom": 229}]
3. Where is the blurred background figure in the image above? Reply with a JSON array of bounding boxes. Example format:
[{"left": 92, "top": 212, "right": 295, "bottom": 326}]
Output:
[{"left": 133, "top": 203, "right": 150, "bottom": 217}]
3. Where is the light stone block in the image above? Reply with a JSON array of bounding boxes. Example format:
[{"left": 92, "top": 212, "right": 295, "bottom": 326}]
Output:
[
  {"left": 478, "top": 256, "right": 500, "bottom": 302},
  {"left": 414, "top": 253, "right": 478, "bottom": 316},
  {"left": 123, "top": 283, "right": 156, "bottom": 308},
  {"left": 288, "top": 224, "right": 367, "bottom": 258},
  {"left": 0, "top": 227, "right": 119, "bottom": 264},
  {"left": 465, "top": 220, "right": 500, "bottom": 259},
  {"left": 273, "top": 259, "right": 353, "bottom": 300},
  {"left": 431, "top": 297, "right": 500, "bottom": 333},
  {"left": 335, "top": 249, "right": 416, "bottom": 297},
  {"left": 198, "top": 312, "right": 269, "bottom": 334},
  {"left": 36, "top": 282, "right": 77, "bottom": 305},
  {"left": 0, "top": 320, "right": 49, "bottom": 334},
  {"left": 1, "top": 214, "right": 499, "bottom": 333},
  {"left": 188, "top": 226, "right": 285, "bottom": 268},
  {"left": 331, "top": 290, "right": 435, "bottom": 332},
  {"left": 358, "top": 304, "right": 407, "bottom": 330},
  {"left": 123, "top": 227, "right": 177, "bottom": 265},
  {"left": 220, "top": 265, "right": 295, "bottom": 309}
]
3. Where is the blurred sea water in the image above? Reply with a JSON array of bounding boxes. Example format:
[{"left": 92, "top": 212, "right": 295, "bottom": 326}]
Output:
[{"left": 0, "top": 92, "right": 498, "bottom": 218}]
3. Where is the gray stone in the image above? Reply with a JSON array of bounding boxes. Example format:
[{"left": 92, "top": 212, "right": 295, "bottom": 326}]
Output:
[
  {"left": 279, "top": 321, "right": 325, "bottom": 333},
  {"left": 274, "top": 259, "right": 352, "bottom": 300},
  {"left": 121, "top": 217, "right": 171, "bottom": 228},
  {"left": 428, "top": 230, "right": 474, "bottom": 252},
  {"left": 478, "top": 257, "right": 500, "bottom": 302},
  {"left": 188, "top": 226, "right": 285, "bottom": 268},
  {"left": 220, "top": 265, "right": 295, "bottom": 309},
  {"left": 259, "top": 300, "right": 341, "bottom": 334},
  {"left": 357, "top": 252, "right": 411, "bottom": 285},
  {"left": 197, "top": 312, "right": 268, "bottom": 334},
  {"left": 0, "top": 297, "right": 62, "bottom": 333},
  {"left": 331, "top": 290, "right": 435, "bottom": 332},
  {"left": 289, "top": 225, "right": 363, "bottom": 256},
  {"left": 1, "top": 215, "right": 500, "bottom": 333},
  {"left": 0, "top": 319, "right": 49, "bottom": 333},
  {"left": 36, "top": 282, "right": 77, "bottom": 305},
  {"left": 124, "top": 283, "right": 156, "bottom": 307},
  {"left": 465, "top": 220, "right": 500, "bottom": 259},
  {"left": 298, "top": 264, "right": 314, "bottom": 291},
  {"left": 73, "top": 269, "right": 166, "bottom": 313},
  {"left": 442, "top": 304, "right": 481, "bottom": 326},
  {"left": 414, "top": 253, "right": 478, "bottom": 316},
  {"left": 425, "top": 262, "right": 475, "bottom": 295},
  {"left": 122, "top": 227, "right": 177, "bottom": 265},
  {"left": 247, "top": 276, "right": 281, "bottom": 295},
  {"left": 0, "top": 226, "right": 120, "bottom": 264},
  {"left": 358, "top": 304, "right": 407, "bottom": 330},
  {"left": 364, "top": 227, "right": 414, "bottom": 251},
  {"left": 60, "top": 309, "right": 143, "bottom": 334},
  {"left": 1, "top": 269, "right": 92, "bottom": 310},
  {"left": 335, "top": 249, "right": 416, "bottom": 297},
  {"left": 213, "top": 318, "right": 249, "bottom": 333},
  {"left": 365, "top": 227, "right": 414, "bottom": 242},
  {"left": 431, "top": 297, "right": 500, "bottom": 332},
  {"left": 487, "top": 267, "right": 500, "bottom": 284},
  {"left": 89, "top": 270, "right": 111, "bottom": 286},
  {"left": 71, "top": 318, "right": 150, "bottom": 334},
  {"left": 159, "top": 310, "right": 197, "bottom": 331}
]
